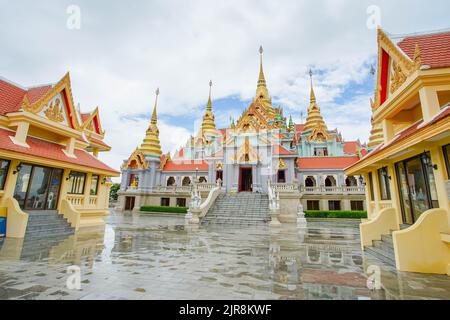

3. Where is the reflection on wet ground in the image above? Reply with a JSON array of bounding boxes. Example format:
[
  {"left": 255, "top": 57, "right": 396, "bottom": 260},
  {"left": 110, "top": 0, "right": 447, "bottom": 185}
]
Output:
[{"left": 0, "top": 212, "right": 449, "bottom": 300}]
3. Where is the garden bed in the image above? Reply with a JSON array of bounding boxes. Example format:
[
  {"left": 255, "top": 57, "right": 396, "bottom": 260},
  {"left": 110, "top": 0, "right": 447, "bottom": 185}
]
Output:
[{"left": 304, "top": 210, "right": 367, "bottom": 219}]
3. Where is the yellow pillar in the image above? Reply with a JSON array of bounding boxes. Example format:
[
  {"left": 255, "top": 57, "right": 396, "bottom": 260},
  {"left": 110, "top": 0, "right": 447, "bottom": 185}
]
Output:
[
  {"left": 387, "top": 163, "right": 402, "bottom": 226},
  {"left": 372, "top": 169, "right": 382, "bottom": 213},
  {"left": 84, "top": 173, "right": 92, "bottom": 209},
  {"left": 419, "top": 87, "right": 441, "bottom": 123},
  {"left": 57, "top": 169, "right": 72, "bottom": 210},
  {"left": 382, "top": 118, "right": 395, "bottom": 144},
  {"left": 0, "top": 159, "right": 20, "bottom": 208},
  {"left": 429, "top": 146, "right": 450, "bottom": 225}
]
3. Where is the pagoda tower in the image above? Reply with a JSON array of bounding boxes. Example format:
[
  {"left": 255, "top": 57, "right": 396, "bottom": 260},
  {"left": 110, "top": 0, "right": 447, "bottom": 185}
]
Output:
[
  {"left": 140, "top": 88, "right": 162, "bottom": 158},
  {"left": 200, "top": 80, "right": 217, "bottom": 138},
  {"left": 303, "top": 70, "right": 330, "bottom": 141}
]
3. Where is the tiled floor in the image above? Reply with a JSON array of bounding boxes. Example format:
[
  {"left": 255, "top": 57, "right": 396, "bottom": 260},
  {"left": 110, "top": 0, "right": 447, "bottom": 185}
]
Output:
[{"left": 0, "top": 212, "right": 448, "bottom": 300}]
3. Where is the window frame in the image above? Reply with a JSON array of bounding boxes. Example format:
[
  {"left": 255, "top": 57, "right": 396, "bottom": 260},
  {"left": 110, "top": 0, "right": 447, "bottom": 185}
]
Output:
[
  {"left": 306, "top": 200, "right": 320, "bottom": 211},
  {"left": 67, "top": 171, "right": 86, "bottom": 195},
  {"left": 443, "top": 144, "right": 450, "bottom": 179},
  {"left": 90, "top": 174, "right": 100, "bottom": 196},
  {"left": 176, "top": 198, "right": 186, "bottom": 207},
  {"left": 160, "top": 197, "right": 170, "bottom": 207},
  {"left": 350, "top": 200, "right": 364, "bottom": 211},
  {"left": 368, "top": 172, "right": 375, "bottom": 201},
  {"left": 0, "top": 159, "right": 11, "bottom": 190},
  {"left": 377, "top": 166, "right": 392, "bottom": 200}
]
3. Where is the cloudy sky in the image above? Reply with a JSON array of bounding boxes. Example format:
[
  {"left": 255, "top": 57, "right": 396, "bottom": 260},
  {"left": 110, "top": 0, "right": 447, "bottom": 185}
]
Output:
[{"left": 1, "top": 0, "right": 449, "bottom": 173}]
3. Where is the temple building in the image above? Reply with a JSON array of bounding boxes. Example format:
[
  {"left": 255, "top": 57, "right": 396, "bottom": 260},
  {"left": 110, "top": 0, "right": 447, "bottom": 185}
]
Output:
[
  {"left": 0, "top": 73, "right": 119, "bottom": 239},
  {"left": 118, "top": 47, "right": 366, "bottom": 216},
  {"left": 345, "top": 29, "right": 450, "bottom": 275}
]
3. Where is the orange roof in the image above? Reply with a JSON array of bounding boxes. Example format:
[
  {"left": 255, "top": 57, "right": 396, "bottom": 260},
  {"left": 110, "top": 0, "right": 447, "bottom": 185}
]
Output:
[
  {"left": 162, "top": 160, "right": 209, "bottom": 172},
  {"left": 273, "top": 145, "right": 295, "bottom": 156},
  {"left": 398, "top": 31, "right": 450, "bottom": 69},
  {"left": 295, "top": 124, "right": 305, "bottom": 133},
  {"left": 272, "top": 132, "right": 287, "bottom": 140},
  {"left": 297, "top": 156, "right": 360, "bottom": 169},
  {"left": 80, "top": 113, "right": 91, "bottom": 123},
  {"left": 0, "top": 128, "right": 118, "bottom": 175},
  {"left": 0, "top": 78, "right": 51, "bottom": 115},
  {"left": 343, "top": 141, "right": 360, "bottom": 155}
]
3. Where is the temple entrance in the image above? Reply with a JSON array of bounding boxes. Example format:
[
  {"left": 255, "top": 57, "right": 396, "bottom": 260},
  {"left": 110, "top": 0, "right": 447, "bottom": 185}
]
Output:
[
  {"left": 239, "top": 167, "right": 252, "bottom": 192},
  {"left": 124, "top": 196, "right": 135, "bottom": 211},
  {"left": 13, "top": 164, "right": 63, "bottom": 211}
]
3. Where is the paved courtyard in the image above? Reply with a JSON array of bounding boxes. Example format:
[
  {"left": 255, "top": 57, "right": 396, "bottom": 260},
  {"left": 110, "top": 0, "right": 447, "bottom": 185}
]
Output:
[{"left": 0, "top": 212, "right": 449, "bottom": 300}]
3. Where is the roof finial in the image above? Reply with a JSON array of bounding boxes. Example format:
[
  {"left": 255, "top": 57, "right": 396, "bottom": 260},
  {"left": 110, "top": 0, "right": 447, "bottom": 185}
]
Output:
[
  {"left": 309, "top": 69, "right": 316, "bottom": 104},
  {"left": 207, "top": 80, "right": 213, "bottom": 112},
  {"left": 151, "top": 88, "right": 159, "bottom": 124},
  {"left": 258, "top": 45, "right": 266, "bottom": 83}
]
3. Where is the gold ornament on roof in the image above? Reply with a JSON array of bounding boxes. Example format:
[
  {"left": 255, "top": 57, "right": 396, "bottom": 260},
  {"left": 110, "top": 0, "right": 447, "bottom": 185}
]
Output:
[
  {"left": 140, "top": 88, "right": 162, "bottom": 156},
  {"left": 304, "top": 70, "right": 330, "bottom": 141},
  {"left": 44, "top": 98, "right": 64, "bottom": 122}
]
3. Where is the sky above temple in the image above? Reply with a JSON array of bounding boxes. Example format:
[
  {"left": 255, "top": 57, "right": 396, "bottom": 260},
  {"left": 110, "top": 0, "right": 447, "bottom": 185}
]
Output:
[{"left": 1, "top": 0, "right": 449, "bottom": 171}]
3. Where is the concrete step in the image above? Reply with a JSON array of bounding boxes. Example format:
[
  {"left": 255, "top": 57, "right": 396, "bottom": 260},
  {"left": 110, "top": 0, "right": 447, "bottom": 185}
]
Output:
[
  {"left": 365, "top": 246, "right": 396, "bottom": 266},
  {"left": 381, "top": 234, "right": 393, "bottom": 245},
  {"left": 372, "top": 240, "right": 395, "bottom": 256}
]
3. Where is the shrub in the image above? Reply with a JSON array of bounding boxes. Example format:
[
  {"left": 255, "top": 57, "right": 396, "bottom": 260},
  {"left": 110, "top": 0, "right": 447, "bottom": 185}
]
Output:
[
  {"left": 140, "top": 206, "right": 188, "bottom": 214},
  {"left": 304, "top": 210, "right": 367, "bottom": 219}
]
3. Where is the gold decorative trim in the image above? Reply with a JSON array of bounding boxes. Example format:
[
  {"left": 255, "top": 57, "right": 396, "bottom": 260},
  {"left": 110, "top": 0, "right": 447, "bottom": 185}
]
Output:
[{"left": 43, "top": 98, "right": 64, "bottom": 122}]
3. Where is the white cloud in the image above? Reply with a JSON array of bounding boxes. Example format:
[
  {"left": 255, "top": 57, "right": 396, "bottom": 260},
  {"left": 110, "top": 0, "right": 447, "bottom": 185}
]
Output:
[{"left": 1, "top": 0, "right": 449, "bottom": 172}]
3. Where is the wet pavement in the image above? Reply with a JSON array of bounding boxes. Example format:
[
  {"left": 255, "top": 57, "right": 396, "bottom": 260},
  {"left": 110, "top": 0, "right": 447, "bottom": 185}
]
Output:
[{"left": 0, "top": 211, "right": 449, "bottom": 300}]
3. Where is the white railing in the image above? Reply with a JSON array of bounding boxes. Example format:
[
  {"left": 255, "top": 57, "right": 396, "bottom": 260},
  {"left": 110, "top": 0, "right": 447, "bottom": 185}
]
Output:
[
  {"left": 186, "top": 181, "right": 222, "bottom": 224},
  {"left": 272, "top": 183, "right": 299, "bottom": 193},
  {"left": 299, "top": 186, "right": 365, "bottom": 194},
  {"left": 153, "top": 183, "right": 216, "bottom": 194},
  {"left": 267, "top": 181, "right": 281, "bottom": 226}
]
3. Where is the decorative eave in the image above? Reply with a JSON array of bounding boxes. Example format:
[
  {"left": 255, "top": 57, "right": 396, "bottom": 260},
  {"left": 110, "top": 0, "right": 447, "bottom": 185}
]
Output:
[{"left": 121, "top": 148, "right": 150, "bottom": 170}]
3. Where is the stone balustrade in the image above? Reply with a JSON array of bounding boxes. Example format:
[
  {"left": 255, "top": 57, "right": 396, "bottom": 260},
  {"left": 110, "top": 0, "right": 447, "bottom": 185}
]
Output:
[
  {"left": 299, "top": 185, "right": 365, "bottom": 194},
  {"left": 272, "top": 183, "right": 299, "bottom": 193},
  {"left": 152, "top": 183, "right": 216, "bottom": 194},
  {"left": 66, "top": 194, "right": 84, "bottom": 208}
]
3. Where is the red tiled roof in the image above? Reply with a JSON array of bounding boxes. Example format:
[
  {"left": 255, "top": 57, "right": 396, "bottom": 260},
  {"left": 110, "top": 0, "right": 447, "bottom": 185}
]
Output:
[
  {"left": 397, "top": 31, "right": 450, "bottom": 69},
  {"left": 0, "top": 128, "right": 118, "bottom": 175},
  {"left": 354, "top": 105, "right": 450, "bottom": 166},
  {"left": 295, "top": 124, "right": 305, "bottom": 133},
  {"left": 162, "top": 160, "right": 209, "bottom": 172},
  {"left": 0, "top": 78, "right": 51, "bottom": 115},
  {"left": 343, "top": 141, "right": 360, "bottom": 155},
  {"left": 273, "top": 145, "right": 295, "bottom": 156},
  {"left": 297, "top": 156, "right": 360, "bottom": 169},
  {"left": 272, "top": 132, "right": 287, "bottom": 140}
]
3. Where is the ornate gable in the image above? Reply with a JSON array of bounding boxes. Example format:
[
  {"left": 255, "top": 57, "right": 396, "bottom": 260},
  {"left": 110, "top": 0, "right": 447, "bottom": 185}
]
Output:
[
  {"left": 121, "top": 148, "right": 149, "bottom": 170},
  {"left": 81, "top": 107, "right": 104, "bottom": 135},
  {"left": 371, "top": 28, "right": 422, "bottom": 111},
  {"left": 21, "top": 73, "right": 81, "bottom": 130}
]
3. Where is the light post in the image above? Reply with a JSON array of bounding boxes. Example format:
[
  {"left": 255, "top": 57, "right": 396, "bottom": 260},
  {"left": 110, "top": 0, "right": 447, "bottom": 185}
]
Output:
[{"left": 195, "top": 167, "right": 199, "bottom": 182}]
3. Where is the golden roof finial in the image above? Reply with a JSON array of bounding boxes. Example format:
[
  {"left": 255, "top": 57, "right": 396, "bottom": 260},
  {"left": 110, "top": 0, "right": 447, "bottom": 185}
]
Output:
[
  {"left": 259, "top": 45, "right": 265, "bottom": 83},
  {"left": 140, "top": 88, "right": 162, "bottom": 156},
  {"left": 151, "top": 88, "right": 159, "bottom": 125},
  {"left": 309, "top": 69, "right": 316, "bottom": 104},
  {"left": 207, "top": 80, "right": 212, "bottom": 112}
]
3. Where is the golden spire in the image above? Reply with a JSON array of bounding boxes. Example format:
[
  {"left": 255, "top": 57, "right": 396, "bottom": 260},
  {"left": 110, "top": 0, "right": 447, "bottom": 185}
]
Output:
[
  {"left": 303, "top": 70, "right": 330, "bottom": 141},
  {"left": 256, "top": 45, "right": 270, "bottom": 101},
  {"left": 309, "top": 69, "right": 316, "bottom": 104},
  {"left": 140, "top": 88, "right": 162, "bottom": 157},
  {"left": 200, "top": 80, "right": 217, "bottom": 138}
]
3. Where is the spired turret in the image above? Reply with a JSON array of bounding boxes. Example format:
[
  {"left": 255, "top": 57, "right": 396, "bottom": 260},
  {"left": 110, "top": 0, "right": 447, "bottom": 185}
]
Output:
[
  {"left": 140, "top": 88, "right": 162, "bottom": 157},
  {"left": 303, "top": 70, "right": 330, "bottom": 142},
  {"left": 200, "top": 80, "right": 217, "bottom": 138}
]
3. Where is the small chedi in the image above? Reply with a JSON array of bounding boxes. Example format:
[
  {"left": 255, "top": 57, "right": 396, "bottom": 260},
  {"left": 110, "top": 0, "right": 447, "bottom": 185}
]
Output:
[{"left": 118, "top": 46, "right": 367, "bottom": 218}]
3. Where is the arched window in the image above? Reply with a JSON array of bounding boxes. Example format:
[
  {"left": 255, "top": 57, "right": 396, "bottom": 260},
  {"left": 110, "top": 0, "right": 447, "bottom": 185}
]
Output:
[
  {"left": 182, "top": 177, "right": 191, "bottom": 186},
  {"left": 305, "top": 176, "right": 316, "bottom": 187},
  {"left": 325, "top": 176, "right": 336, "bottom": 187},
  {"left": 167, "top": 176, "right": 175, "bottom": 186},
  {"left": 345, "top": 176, "right": 357, "bottom": 187},
  {"left": 199, "top": 177, "right": 207, "bottom": 183}
]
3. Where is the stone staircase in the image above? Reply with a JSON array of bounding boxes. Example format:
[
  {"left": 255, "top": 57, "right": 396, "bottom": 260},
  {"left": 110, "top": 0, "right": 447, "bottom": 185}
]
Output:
[
  {"left": 24, "top": 210, "right": 75, "bottom": 240},
  {"left": 202, "top": 193, "right": 270, "bottom": 226},
  {"left": 364, "top": 224, "right": 410, "bottom": 266}
]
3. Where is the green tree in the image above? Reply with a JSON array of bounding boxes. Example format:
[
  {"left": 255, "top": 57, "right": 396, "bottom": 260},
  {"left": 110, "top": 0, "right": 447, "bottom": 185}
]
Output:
[{"left": 109, "top": 183, "right": 121, "bottom": 201}]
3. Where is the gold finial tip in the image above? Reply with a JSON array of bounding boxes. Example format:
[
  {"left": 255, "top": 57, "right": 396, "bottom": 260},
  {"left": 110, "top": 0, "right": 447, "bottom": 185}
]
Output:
[
  {"left": 309, "top": 69, "right": 313, "bottom": 78},
  {"left": 259, "top": 45, "right": 263, "bottom": 54},
  {"left": 209, "top": 80, "right": 212, "bottom": 87},
  {"left": 155, "top": 88, "right": 160, "bottom": 96}
]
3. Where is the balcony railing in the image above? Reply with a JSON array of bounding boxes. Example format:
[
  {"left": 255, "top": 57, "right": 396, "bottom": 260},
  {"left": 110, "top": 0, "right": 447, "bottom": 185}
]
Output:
[
  {"left": 299, "top": 186, "right": 365, "bottom": 194},
  {"left": 152, "top": 183, "right": 216, "bottom": 194},
  {"left": 272, "top": 183, "right": 299, "bottom": 193}
]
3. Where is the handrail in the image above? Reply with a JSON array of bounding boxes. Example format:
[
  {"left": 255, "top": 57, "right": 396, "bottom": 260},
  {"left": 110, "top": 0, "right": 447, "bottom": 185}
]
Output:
[
  {"left": 186, "top": 181, "right": 222, "bottom": 223},
  {"left": 60, "top": 199, "right": 81, "bottom": 231},
  {"left": 360, "top": 207, "right": 398, "bottom": 249},
  {"left": 5, "top": 197, "right": 29, "bottom": 238}
]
